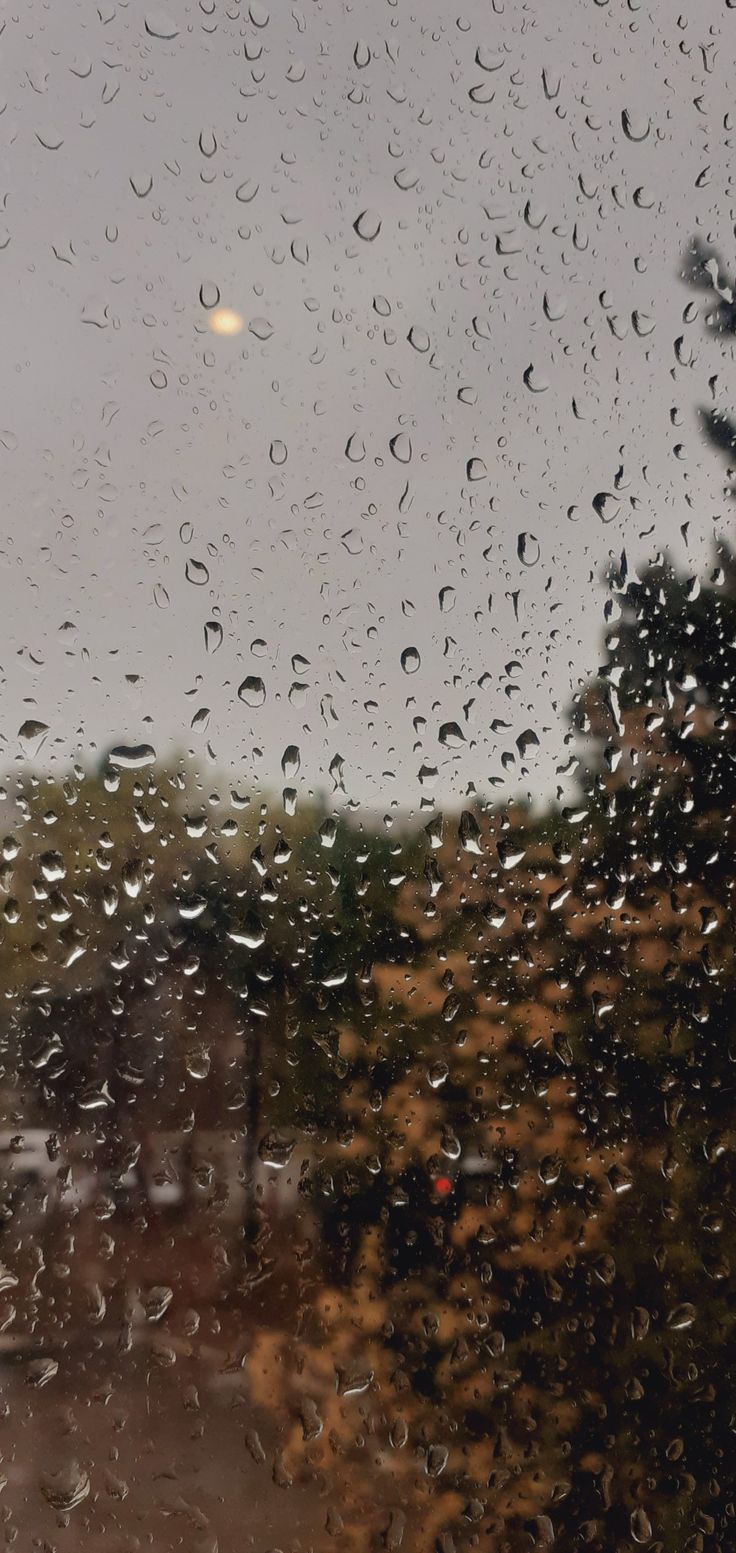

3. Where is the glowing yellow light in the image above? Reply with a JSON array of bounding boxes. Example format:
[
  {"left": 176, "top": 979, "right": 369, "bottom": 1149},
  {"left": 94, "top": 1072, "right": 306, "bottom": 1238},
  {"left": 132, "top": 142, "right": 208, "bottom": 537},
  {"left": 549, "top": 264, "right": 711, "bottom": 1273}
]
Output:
[{"left": 208, "top": 307, "right": 243, "bottom": 337}]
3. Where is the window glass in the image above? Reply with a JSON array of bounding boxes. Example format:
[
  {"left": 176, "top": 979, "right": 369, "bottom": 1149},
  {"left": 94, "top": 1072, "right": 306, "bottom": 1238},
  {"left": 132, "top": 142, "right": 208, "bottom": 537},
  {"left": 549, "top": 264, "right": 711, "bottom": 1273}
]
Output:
[{"left": 0, "top": 2, "right": 733, "bottom": 1550}]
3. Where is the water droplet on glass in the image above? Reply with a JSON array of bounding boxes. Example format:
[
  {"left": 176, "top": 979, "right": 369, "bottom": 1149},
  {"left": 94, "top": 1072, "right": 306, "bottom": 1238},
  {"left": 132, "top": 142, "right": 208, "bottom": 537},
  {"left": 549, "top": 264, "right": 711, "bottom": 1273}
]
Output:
[
  {"left": 523, "top": 364, "right": 550, "bottom": 393},
  {"left": 353, "top": 209, "right": 382, "bottom": 242},
  {"left": 186, "top": 558, "right": 210, "bottom": 586},
  {"left": 593, "top": 492, "right": 621, "bottom": 524},
  {"left": 144, "top": 10, "right": 179, "bottom": 39},
  {"left": 18, "top": 719, "right": 49, "bottom": 744},
  {"left": 249, "top": 316, "right": 274, "bottom": 341},
  {"left": 258, "top": 1131, "right": 295, "bottom": 1169},
  {"left": 630, "top": 1508, "right": 653, "bottom": 1544},
  {"left": 281, "top": 745, "right": 300, "bottom": 778},
  {"left": 41, "top": 1462, "right": 91, "bottom": 1512},
  {"left": 622, "top": 108, "right": 650, "bottom": 141},
  {"left": 517, "top": 532, "right": 540, "bottom": 566},
  {"left": 108, "top": 743, "right": 156, "bottom": 769},
  {"left": 238, "top": 676, "right": 266, "bottom": 707},
  {"left": 390, "top": 432, "right": 412, "bottom": 463},
  {"left": 204, "top": 620, "right": 223, "bottom": 653}
]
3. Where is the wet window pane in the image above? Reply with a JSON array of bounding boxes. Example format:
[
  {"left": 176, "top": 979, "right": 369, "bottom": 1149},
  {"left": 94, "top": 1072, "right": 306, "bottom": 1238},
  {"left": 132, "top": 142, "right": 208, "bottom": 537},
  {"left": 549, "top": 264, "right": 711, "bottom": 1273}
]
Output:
[{"left": 1, "top": 1, "right": 734, "bottom": 1549}]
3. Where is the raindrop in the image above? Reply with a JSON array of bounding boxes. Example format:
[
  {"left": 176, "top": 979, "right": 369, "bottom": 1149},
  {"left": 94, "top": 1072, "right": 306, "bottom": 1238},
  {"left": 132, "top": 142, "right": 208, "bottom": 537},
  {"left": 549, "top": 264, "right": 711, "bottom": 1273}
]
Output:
[
  {"left": 622, "top": 108, "right": 650, "bottom": 141},
  {"left": 143, "top": 1285, "right": 174, "bottom": 1321},
  {"left": 186, "top": 558, "right": 210, "bottom": 585},
  {"left": 667, "top": 1302, "right": 696, "bottom": 1330},
  {"left": 401, "top": 647, "right": 420, "bottom": 674},
  {"left": 517, "top": 532, "right": 540, "bottom": 566},
  {"left": 41, "top": 1463, "right": 91, "bottom": 1513},
  {"left": 249, "top": 316, "right": 274, "bottom": 341},
  {"left": 26, "top": 1356, "right": 59, "bottom": 1388},
  {"left": 475, "top": 46, "right": 504, "bottom": 70},
  {"left": 426, "top": 1444, "right": 449, "bottom": 1477},
  {"left": 523, "top": 364, "right": 549, "bottom": 393},
  {"left": 236, "top": 179, "right": 260, "bottom": 204},
  {"left": 408, "top": 325, "right": 430, "bottom": 352},
  {"left": 238, "top": 676, "right": 266, "bottom": 707},
  {"left": 108, "top": 744, "right": 156, "bottom": 769},
  {"left": 229, "top": 913, "right": 265, "bottom": 949},
  {"left": 199, "top": 281, "right": 221, "bottom": 310},
  {"left": 516, "top": 729, "right": 540, "bottom": 758},
  {"left": 18, "top": 719, "right": 48, "bottom": 743},
  {"left": 353, "top": 209, "right": 382, "bottom": 241},
  {"left": 459, "top": 811, "right": 482, "bottom": 853},
  {"left": 390, "top": 432, "right": 412, "bottom": 463},
  {"left": 281, "top": 745, "right": 301, "bottom": 778},
  {"left": 543, "top": 291, "right": 567, "bottom": 321},
  {"left": 258, "top": 1131, "right": 295, "bottom": 1169},
  {"left": 204, "top": 620, "right": 223, "bottom": 653},
  {"left": 130, "top": 173, "right": 153, "bottom": 198},
  {"left": 144, "top": 10, "right": 179, "bottom": 38},
  {"left": 630, "top": 1508, "right": 653, "bottom": 1545},
  {"left": 593, "top": 492, "right": 621, "bottom": 524},
  {"left": 632, "top": 310, "right": 655, "bottom": 337}
]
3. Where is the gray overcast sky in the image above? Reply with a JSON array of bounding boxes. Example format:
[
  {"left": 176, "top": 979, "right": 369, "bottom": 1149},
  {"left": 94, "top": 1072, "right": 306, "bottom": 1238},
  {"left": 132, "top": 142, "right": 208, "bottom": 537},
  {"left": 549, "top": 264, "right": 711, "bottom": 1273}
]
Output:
[{"left": 1, "top": 0, "right": 734, "bottom": 812}]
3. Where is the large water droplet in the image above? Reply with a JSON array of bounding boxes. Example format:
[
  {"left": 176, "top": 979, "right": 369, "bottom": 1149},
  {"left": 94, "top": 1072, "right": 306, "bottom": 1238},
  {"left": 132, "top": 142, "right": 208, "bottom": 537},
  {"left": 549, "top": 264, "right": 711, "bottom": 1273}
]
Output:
[
  {"left": 630, "top": 1508, "right": 653, "bottom": 1544},
  {"left": 204, "top": 620, "right": 223, "bottom": 653},
  {"left": 258, "top": 1131, "right": 295, "bottom": 1169},
  {"left": 281, "top": 745, "right": 300, "bottom": 778},
  {"left": 249, "top": 316, "right": 274, "bottom": 340},
  {"left": 593, "top": 491, "right": 622, "bottom": 524},
  {"left": 108, "top": 743, "right": 156, "bottom": 769},
  {"left": 390, "top": 432, "right": 412, "bottom": 463},
  {"left": 517, "top": 532, "right": 540, "bottom": 566},
  {"left": 622, "top": 108, "right": 650, "bottom": 141},
  {"left": 185, "top": 558, "right": 209, "bottom": 585},
  {"left": 144, "top": 10, "right": 179, "bottom": 38},
  {"left": 238, "top": 676, "right": 266, "bottom": 707},
  {"left": 41, "top": 1462, "right": 91, "bottom": 1512},
  {"left": 353, "top": 209, "right": 382, "bottom": 241}
]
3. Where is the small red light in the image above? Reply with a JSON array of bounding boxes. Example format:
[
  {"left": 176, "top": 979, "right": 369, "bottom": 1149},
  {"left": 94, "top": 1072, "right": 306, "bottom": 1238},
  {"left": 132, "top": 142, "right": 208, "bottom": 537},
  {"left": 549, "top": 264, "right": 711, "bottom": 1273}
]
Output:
[{"left": 434, "top": 1175, "right": 453, "bottom": 1198}]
